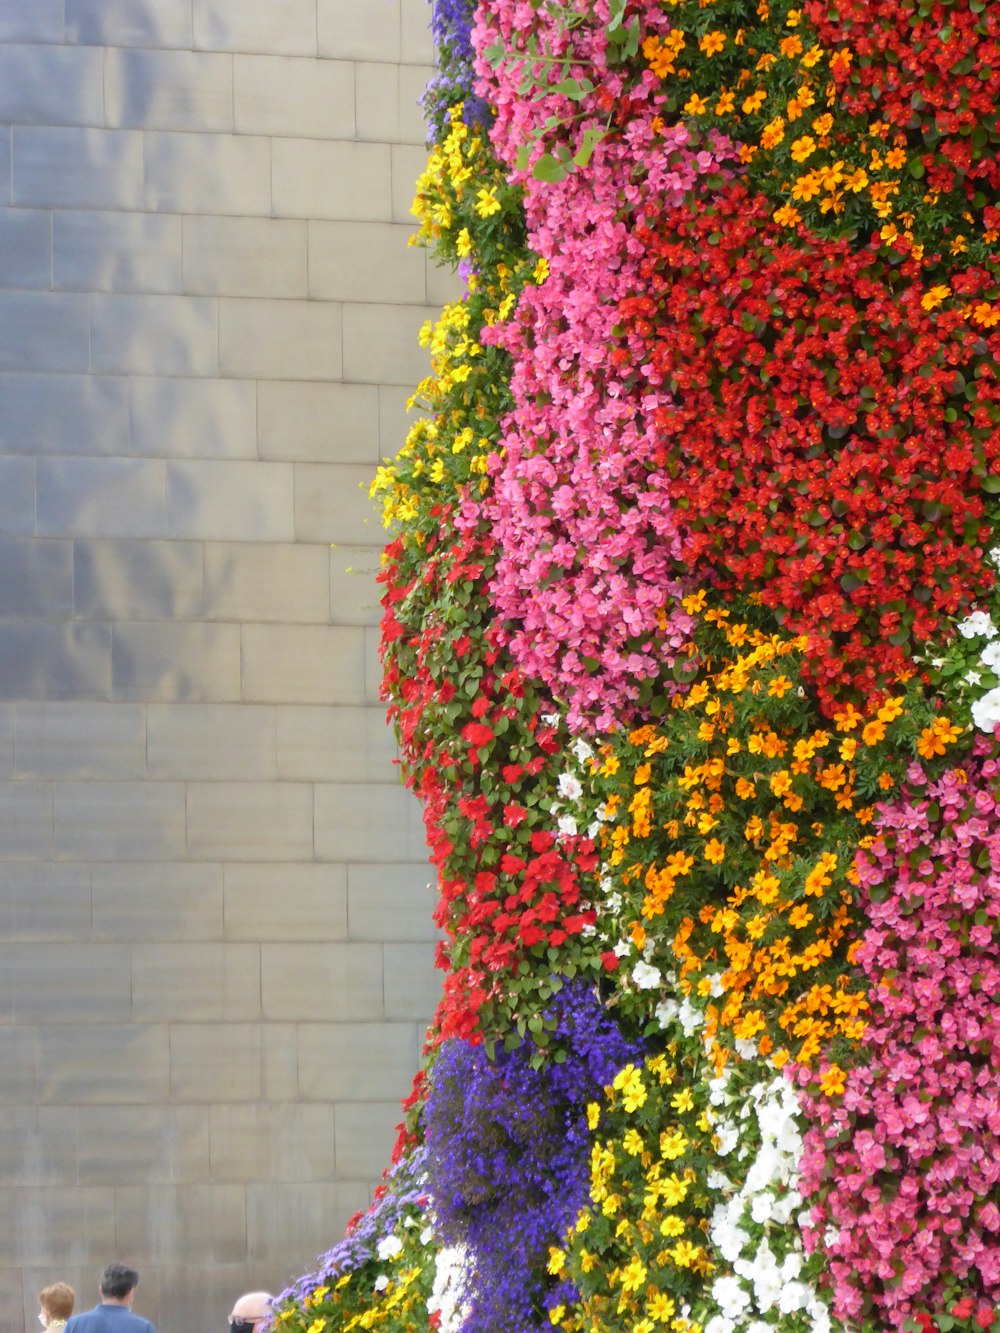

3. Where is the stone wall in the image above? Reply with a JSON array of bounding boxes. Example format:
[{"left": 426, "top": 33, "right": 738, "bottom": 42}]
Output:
[{"left": 0, "top": 2, "right": 446, "bottom": 1328}]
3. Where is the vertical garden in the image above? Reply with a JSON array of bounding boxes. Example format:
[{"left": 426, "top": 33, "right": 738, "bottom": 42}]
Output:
[{"left": 275, "top": 2, "right": 1000, "bottom": 1332}]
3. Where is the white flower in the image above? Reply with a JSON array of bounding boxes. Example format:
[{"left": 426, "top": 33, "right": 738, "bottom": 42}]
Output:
[
  {"left": 966, "top": 669, "right": 984, "bottom": 686},
  {"left": 556, "top": 813, "right": 578, "bottom": 836},
  {"left": 971, "top": 685, "right": 1000, "bottom": 732},
  {"left": 957, "top": 609, "right": 997, "bottom": 639},
  {"left": 734, "top": 1037, "right": 758, "bottom": 1058},
  {"left": 427, "top": 1245, "right": 473, "bottom": 1333},
  {"left": 778, "top": 1282, "right": 810, "bottom": 1314},
  {"left": 376, "top": 1235, "right": 403, "bottom": 1261},
  {"left": 420, "top": 1227, "right": 434, "bottom": 1245},
  {"left": 750, "top": 1192, "right": 774, "bottom": 1224},
  {"left": 712, "top": 1275, "right": 751, "bottom": 1320},
  {"left": 374, "top": 1275, "right": 390, "bottom": 1292},
  {"left": 654, "top": 997, "right": 679, "bottom": 1028},
  {"left": 605, "top": 891, "right": 622, "bottom": 913},
  {"left": 613, "top": 938, "right": 631, "bottom": 958},
  {"left": 704, "top": 1317, "right": 735, "bottom": 1333},
  {"left": 631, "top": 960, "right": 662, "bottom": 990},
  {"left": 586, "top": 821, "right": 601, "bottom": 839},
  {"left": 541, "top": 712, "right": 560, "bottom": 726},
  {"left": 557, "top": 772, "right": 583, "bottom": 801},
  {"left": 981, "top": 640, "right": 1000, "bottom": 670},
  {"left": 990, "top": 545, "right": 1000, "bottom": 569},
  {"left": 571, "top": 737, "right": 593, "bottom": 763},
  {"left": 714, "top": 1119, "right": 739, "bottom": 1156},
  {"left": 678, "top": 997, "right": 703, "bottom": 1035}
]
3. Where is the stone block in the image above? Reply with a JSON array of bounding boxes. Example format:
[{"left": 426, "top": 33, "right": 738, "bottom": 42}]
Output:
[
  {"left": 260, "top": 942, "right": 384, "bottom": 1021},
  {"left": 318, "top": 0, "right": 401, "bottom": 62},
  {"left": 272, "top": 138, "right": 392, "bottom": 222},
  {"left": 131, "top": 942, "right": 262, "bottom": 1022},
  {"left": 183, "top": 215, "right": 307, "bottom": 299},
  {"left": 426, "top": 254, "right": 466, "bottom": 306},
  {"left": 0, "top": 459, "right": 36, "bottom": 536},
  {"left": 54, "top": 781, "right": 186, "bottom": 860},
  {"left": 11, "top": 1187, "right": 118, "bottom": 1267},
  {"left": 383, "top": 942, "right": 439, "bottom": 1021},
  {"left": 202, "top": 541, "right": 330, "bottom": 624},
  {"left": 112, "top": 622, "right": 242, "bottom": 703},
  {"left": 246, "top": 1181, "right": 371, "bottom": 1266},
  {"left": 234, "top": 55, "right": 354, "bottom": 139},
  {"left": 334, "top": 1101, "right": 404, "bottom": 1179},
  {"left": 0, "top": 623, "right": 111, "bottom": 702},
  {"left": 77, "top": 1105, "right": 211, "bottom": 1184},
  {"left": 347, "top": 863, "right": 437, "bottom": 943},
  {"left": 13, "top": 127, "right": 144, "bottom": 210},
  {"left": 65, "top": 0, "right": 194, "bottom": 47},
  {"left": 15, "top": 702, "right": 144, "bottom": 779},
  {"left": 390, "top": 143, "right": 426, "bottom": 225},
  {"left": 0, "top": 373, "right": 130, "bottom": 457},
  {"left": 144, "top": 131, "right": 271, "bottom": 216},
  {"left": 0, "top": 209, "right": 51, "bottom": 290},
  {"left": 0, "top": 45, "right": 104, "bottom": 126},
  {"left": 11, "top": 943, "right": 131, "bottom": 1024},
  {"left": 355, "top": 61, "right": 432, "bottom": 146},
  {"left": 91, "top": 863, "right": 224, "bottom": 942},
  {"left": 0, "top": 1027, "right": 36, "bottom": 1104},
  {"left": 0, "top": 1107, "right": 78, "bottom": 1186},
  {"left": 308, "top": 219, "right": 426, "bottom": 304},
  {"left": 262, "top": 1023, "right": 298, "bottom": 1101},
  {"left": 74, "top": 539, "right": 205, "bottom": 620},
  {"left": 0, "top": 0, "right": 63, "bottom": 41},
  {"left": 314, "top": 781, "right": 428, "bottom": 863},
  {"left": 194, "top": 0, "right": 318, "bottom": 55},
  {"left": 147, "top": 704, "right": 276, "bottom": 780},
  {"left": 37, "top": 457, "right": 166, "bottom": 539},
  {"left": 106, "top": 48, "right": 234, "bottom": 132},
  {"left": 0, "top": 540, "right": 73, "bottom": 617},
  {"left": 297, "top": 1022, "right": 420, "bottom": 1102},
  {"left": 294, "top": 463, "right": 380, "bottom": 546},
  {"left": 223, "top": 862, "right": 347, "bottom": 942},
  {"left": 132, "top": 376, "right": 258, "bottom": 460},
  {"left": 169, "top": 1023, "right": 261, "bottom": 1102},
  {"left": 91, "top": 293, "right": 220, "bottom": 377},
  {"left": 37, "top": 1024, "right": 170, "bottom": 1104},
  {"left": 219, "top": 297, "right": 342, "bottom": 382},
  {"left": 328, "top": 547, "right": 384, "bottom": 627},
  {"left": 275, "top": 704, "right": 397, "bottom": 783},
  {"left": 166, "top": 459, "right": 295, "bottom": 541},
  {"left": 401, "top": 0, "right": 435, "bottom": 65},
  {"left": 3, "top": 862, "right": 92, "bottom": 942},
  {"left": 240, "top": 624, "right": 367, "bottom": 705},
  {"left": 343, "top": 301, "right": 438, "bottom": 386},
  {"left": 186, "top": 782, "right": 314, "bottom": 861},
  {"left": 114, "top": 1184, "right": 248, "bottom": 1266},
  {"left": 53, "top": 210, "right": 182, "bottom": 294},
  {"left": 0, "top": 291, "right": 90, "bottom": 373},
  {"left": 0, "top": 782, "right": 53, "bottom": 859},
  {"left": 257, "top": 380, "right": 380, "bottom": 464},
  {"left": 208, "top": 1103, "right": 337, "bottom": 1181}
]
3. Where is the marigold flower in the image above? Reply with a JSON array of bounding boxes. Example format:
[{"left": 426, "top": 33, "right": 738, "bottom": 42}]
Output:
[
  {"left": 920, "top": 284, "right": 951, "bottom": 312},
  {"left": 698, "top": 31, "right": 726, "bottom": 56}
]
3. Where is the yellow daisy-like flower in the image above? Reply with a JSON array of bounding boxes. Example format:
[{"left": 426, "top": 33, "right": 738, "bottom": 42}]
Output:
[
  {"left": 474, "top": 186, "right": 502, "bottom": 218},
  {"left": 921, "top": 284, "right": 951, "bottom": 312},
  {"left": 699, "top": 30, "right": 726, "bottom": 55},
  {"left": 790, "top": 135, "right": 817, "bottom": 163},
  {"left": 684, "top": 93, "right": 709, "bottom": 115},
  {"left": 742, "top": 89, "right": 767, "bottom": 113}
]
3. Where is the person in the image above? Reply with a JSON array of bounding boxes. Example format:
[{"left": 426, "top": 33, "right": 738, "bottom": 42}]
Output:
[
  {"left": 64, "top": 1264, "right": 154, "bottom": 1333},
  {"left": 38, "top": 1283, "right": 75, "bottom": 1330},
  {"left": 227, "top": 1291, "right": 274, "bottom": 1332}
]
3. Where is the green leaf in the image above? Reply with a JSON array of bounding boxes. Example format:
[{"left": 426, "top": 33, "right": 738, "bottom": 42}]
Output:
[
  {"left": 573, "top": 126, "right": 606, "bottom": 168},
  {"left": 532, "top": 153, "right": 569, "bottom": 183}
]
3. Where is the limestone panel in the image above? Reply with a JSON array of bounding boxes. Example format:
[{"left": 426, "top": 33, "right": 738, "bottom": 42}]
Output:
[
  {"left": 318, "top": 0, "right": 401, "bottom": 62},
  {"left": 202, "top": 542, "right": 331, "bottom": 624},
  {"left": 65, "top": 0, "right": 194, "bottom": 48},
  {"left": 3, "top": 863, "right": 92, "bottom": 942},
  {"left": 0, "top": 1027, "right": 36, "bottom": 1104},
  {"left": 0, "top": 0, "right": 63, "bottom": 42},
  {"left": 77, "top": 1105, "right": 211, "bottom": 1185},
  {"left": 91, "top": 294, "right": 220, "bottom": 377},
  {"left": 147, "top": 704, "right": 276, "bottom": 780},
  {"left": 53, "top": 211, "right": 183, "bottom": 295},
  {"left": 131, "top": 377, "right": 258, "bottom": 460},
  {"left": 74, "top": 539, "right": 205, "bottom": 620},
  {"left": 234, "top": 54, "right": 355, "bottom": 139},
  {"left": 0, "top": 623, "right": 112, "bottom": 702},
  {"left": 0, "top": 1107, "right": 78, "bottom": 1186},
  {"left": 36, "top": 1024, "right": 171, "bottom": 1105},
  {"left": 10, "top": 944, "right": 131, "bottom": 1025},
  {"left": 194, "top": 0, "right": 319, "bottom": 56},
  {"left": 143, "top": 131, "right": 271, "bottom": 216},
  {"left": 334, "top": 1101, "right": 404, "bottom": 1179},
  {"left": 400, "top": 0, "right": 435, "bottom": 64},
  {"left": 343, "top": 302, "right": 440, "bottom": 385},
  {"left": 0, "top": 782, "right": 54, "bottom": 859},
  {"left": 314, "top": 782, "right": 428, "bottom": 863},
  {"left": 294, "top": 463, "right": 380, "bottom": 546},
  {"left": 240, "top": 623, "right": 368, "bottom": 705},
  {"left": 208, "top": 1103, "right": 337, "bottom": 1181},
  {"left": 246, "top": 1181, "right": 372, "bottom": 1266},
  {"left": 328, "top": 547, "right": 383, "bottom": 627},
  {"left": 115, "top": 1184, "right": 248, "bottom": 1266},
  {"left": 355, "top": 61, "right": 432, "bottom": 145},
  {"left": 223, "top": 862, "right": 348, "bottom": 942},
  {"left": 257, "top": 380, "right": 381, "bottom": 464},
  {"left": 0, "top": 209, "right": 51, "bottom": 291},
  {"left": 390, "top": 143, "right": 427, "bottom": 224},
  {"left": 168, "top": 1023, "right": 261, "bottom": 1103},
  {"left": 271, "top": 138, "right": 392, "bottom": 222},
  {"left": 0, "top": 540, "right": 74, "bottom": 618},
  {"left": 11, "top": 1187, "right": 118, "bottom": 1267},
  {"left": 0, "top": 291, "right": 90, "bottom": 373},
  {"left": 54, "top": 781, "right": 187, "bottom": 860},
  {"left": 183, "top": 215, "right": 308, "bottom": 298},
  {"left": 0, "top": 458, "right": 37, "bottom": 535},
  {"left": 13, "top": 127, "right": 144, "bottom": 210},
  {"left": 384, "top": 942, "right": 441, "bottom": 1021},
  {"left": 347, "top": 863, "right": 438, "bottom": 943},
  {"left": 260, "top": 942, "right": 384, "bottom": 1021},
  {"left": 296, "top": 1022, "right": 421, "bottom": 1102},
  {"left": 308, "top": 219, "right": 426, "bottom": 304},
  {"left": 262, "top": 1023, "right": 299, "bottom": 1101},
  {"left": 219, "top": 297, "right": 343, "bottom": 382},
  {"left": 0, "top": 373, "right": 130, "bottom": 456},
  {"left": 112, "top": 622, "right": 242, "bottom": 702},
  {"left": 91, "top": 863, "right": 225, "bottom": 943},
  {"left": 275, "top": 704, "right": 396, "bottom": 783},
  {"left": 105, "top": 48, "right": 235, "bottom": 133},
  {"left": 91, "top": 863, "right": 224, "bottom": 942},
  {"left": 37, "top": 458, "right": 166, "bottom": 539},
  {"left": 0, "top": 45, "right": 105, "bottom": 126},
  {"left": 15, "top": 702, "right": 145, "bottom": 780},
  {"left": 130, "top": 943, "right": 262, "bottom": 1022},
  {"left": 186, "top": 782, "right": 314, "bottom": 861}
]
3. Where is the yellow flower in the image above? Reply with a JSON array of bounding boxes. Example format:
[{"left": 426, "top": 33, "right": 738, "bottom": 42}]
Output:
[
  {"left": 703, "top": 838, "right": 726, "bottom": 864},
  {"left": 660, "top": 1214, "right": 686, "bottom": 1237},
  {"left": 659, "top": 1130, "right": 689, "bottom": 1162},
  {"left": 820, "top": 1063, "right": 846, "bottom": 1096},
  {"left": 549, "top": 1306, "right": 566, "bottom": 1326},
  {"left": 699, "top": 30, "right": 727, "bottom": 55},
  {"left": 921, "top": 284, "right": 951, "bottom": 312},
  {"left": 671, "top": 1240, "right": 702, "bottom": 1268},
  {"left": 587, "top": 1101, "right": 601, "bottom": 1130},
  {"left": 715, "top": 90, "right": 736, "bottom": 115},
  {"left": 684, "top": 93, "right": 709, "bottom": 116},
  {"left": 620, "top": 1258, "right": 648, "bottom": 1293},
  {"left": 671, "top": 1087, "right": 694, "bottom": 1113},
  {"left": 613, "top": 1064, "right": 648, "bottom": 1113},
  {"left": 790, "top": 135, "right": 817, "bottom": 163},
  {"left": 649, "top": 1292, "right": 676, "bottom": 1324},
  {"left": 742, "top": 89, "right": 767, "bottom": 113},
  {"left": 973, "top": 302, "right": 1000, "bottom": 328},
  {"left": 474, "top": 186, "right": 502, "bottom": 218},
  {"left": 548, "top": 1247, "right": 567, "bottom": 1275}
]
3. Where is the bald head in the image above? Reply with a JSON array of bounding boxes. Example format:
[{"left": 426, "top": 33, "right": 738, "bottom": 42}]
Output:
[{"left": 229, "top": 1292, "right": 273, "bottom": 1327}]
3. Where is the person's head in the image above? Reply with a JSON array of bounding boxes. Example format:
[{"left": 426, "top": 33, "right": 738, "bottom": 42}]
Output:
[
  {"left": 38, "top": 1283, "right": 75, "bottom": 1326},
  {"left": 99, "top": 1264, "right": 140, "bottom": 1304},
  {"left": 228, "top": 1291, "right": 274, "bottom": 1333}
]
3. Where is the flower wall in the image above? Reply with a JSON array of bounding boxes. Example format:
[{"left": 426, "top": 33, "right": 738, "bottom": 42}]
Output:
[{"left": 274, "top": 4, "right": 1000, "bottom": 1333}]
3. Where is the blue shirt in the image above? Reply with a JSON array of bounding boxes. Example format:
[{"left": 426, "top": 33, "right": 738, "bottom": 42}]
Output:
[{"left": 65, "top": 1305, "right": 156, "bottom": 1333}]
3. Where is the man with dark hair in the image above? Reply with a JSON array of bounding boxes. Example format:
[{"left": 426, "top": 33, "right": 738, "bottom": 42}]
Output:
[{"left": 64, "top": 1264, "right": 155, "bottom": 1333}]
